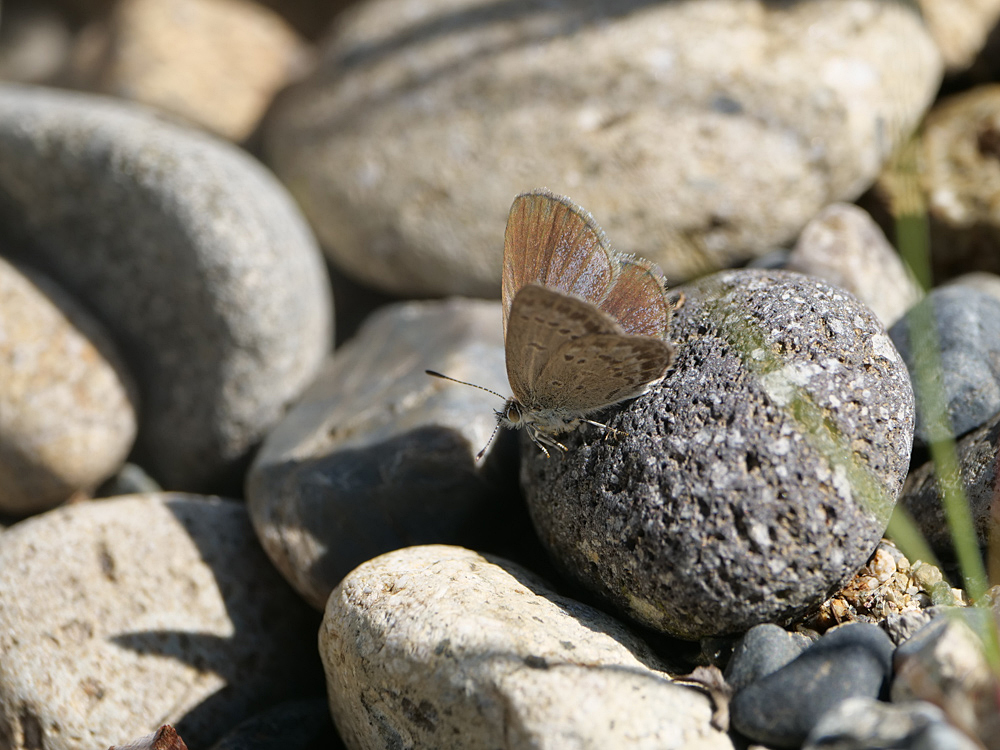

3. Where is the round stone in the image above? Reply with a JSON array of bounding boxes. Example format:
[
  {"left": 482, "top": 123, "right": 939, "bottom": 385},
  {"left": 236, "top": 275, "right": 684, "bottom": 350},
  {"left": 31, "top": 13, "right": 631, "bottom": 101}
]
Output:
[
  {"left": 264, "top": 0, "right": 940, "bottom": 296},
  {"left": 0, "top": 84, "right": 333, "bottom": 492},
  {"left": 523, "top": 269, "right": 915, "bottom": 639},
  {"left": 0, "top": 257, "right": 137, "bottom": 514}
]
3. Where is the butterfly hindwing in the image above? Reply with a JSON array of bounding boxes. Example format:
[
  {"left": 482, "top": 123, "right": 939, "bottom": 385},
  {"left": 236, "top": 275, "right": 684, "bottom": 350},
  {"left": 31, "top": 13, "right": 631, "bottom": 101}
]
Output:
[{"left": 505, "top": 284, "right": 622, "bottom": 407}]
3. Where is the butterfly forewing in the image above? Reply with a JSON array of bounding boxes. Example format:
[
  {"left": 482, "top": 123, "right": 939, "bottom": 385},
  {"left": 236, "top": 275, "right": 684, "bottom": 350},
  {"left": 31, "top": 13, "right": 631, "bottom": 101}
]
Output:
[
  {"left": 600, "top": 257, "right": 672, "bottom": 338},
  {"left": 502, "top": 190, "right": 616, "bottom": 338},
  {"left": 535, "top": 333, "right": 674, "bottom": 413},
  {"left": 505, "top": 284, "right": 622, "bottom": 407}
]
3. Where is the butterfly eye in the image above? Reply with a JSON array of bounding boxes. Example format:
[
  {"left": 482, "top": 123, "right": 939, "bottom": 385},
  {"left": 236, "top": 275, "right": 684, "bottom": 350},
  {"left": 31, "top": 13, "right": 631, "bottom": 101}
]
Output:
[{"left": 506, "top": 405, "right": 521, "bottom": 423}]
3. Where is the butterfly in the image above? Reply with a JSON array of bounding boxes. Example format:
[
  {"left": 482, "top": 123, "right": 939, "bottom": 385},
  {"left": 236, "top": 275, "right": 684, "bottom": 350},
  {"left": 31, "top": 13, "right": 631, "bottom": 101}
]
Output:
[{"left": 430, "top": 188, "right": 675, "bottom": 457}]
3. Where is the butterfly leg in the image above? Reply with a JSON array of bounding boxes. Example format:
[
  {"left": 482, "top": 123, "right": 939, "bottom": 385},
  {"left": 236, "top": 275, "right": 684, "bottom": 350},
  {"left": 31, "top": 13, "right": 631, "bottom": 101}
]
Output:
[
  {"left": 582, "top": 418, "right": 622, "bottom": 441},
  {"left": 672, "top": 290, "right": 687, "bottom": 312}
]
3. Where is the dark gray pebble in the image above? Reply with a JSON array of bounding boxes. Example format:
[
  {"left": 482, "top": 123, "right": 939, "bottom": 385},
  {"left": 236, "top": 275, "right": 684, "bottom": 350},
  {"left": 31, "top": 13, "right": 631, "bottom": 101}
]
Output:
[
  {"left": 723, "top": 623, "right": 811, "bottom": 693},
  {"left": 524, "top": 269, "right": 914, "bottom": 639},
  {"left": 899, "top": 409, "right": 1000, "bottom": 556},
  {"left": 889, "top": 286, "right": 1000, "bottom": 445},
  {"left": 730, "top": 622, "right": 895, "bottom": 748}
]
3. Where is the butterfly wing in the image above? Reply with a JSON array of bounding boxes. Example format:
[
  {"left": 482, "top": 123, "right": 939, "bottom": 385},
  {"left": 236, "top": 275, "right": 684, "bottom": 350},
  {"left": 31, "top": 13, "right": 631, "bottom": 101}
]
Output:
[
  {"left": 535, "top": 333, "right": 674, "bottom": 414},
  {"left": 502, "top": 189, "right": 616, "bottom": 339},
  {"left": 505, "top": 284, "right": 622, "bottom": 406},
  {"left": 600, "top": 256, "right": 672, "bottom": 338}
]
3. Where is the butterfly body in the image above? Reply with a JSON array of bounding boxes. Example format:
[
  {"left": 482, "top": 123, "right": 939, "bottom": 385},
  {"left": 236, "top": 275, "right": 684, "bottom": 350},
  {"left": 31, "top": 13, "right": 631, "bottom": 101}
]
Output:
[{"left": 499, "top": 190, "right": 676, "bottom": 455}]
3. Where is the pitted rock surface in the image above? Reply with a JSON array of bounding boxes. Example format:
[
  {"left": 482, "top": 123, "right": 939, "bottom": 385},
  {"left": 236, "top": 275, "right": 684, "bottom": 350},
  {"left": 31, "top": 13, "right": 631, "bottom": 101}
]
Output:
[{"left": 522, "top": 269, "right": 915, "bottom": 639}]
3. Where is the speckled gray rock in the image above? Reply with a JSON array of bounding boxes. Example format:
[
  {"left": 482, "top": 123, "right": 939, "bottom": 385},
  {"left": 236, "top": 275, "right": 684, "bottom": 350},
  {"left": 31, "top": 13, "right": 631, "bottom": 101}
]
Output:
[
  {"left": 724, "top": 624, "right": 811, "bottom": 693},
  {"left": 899, "top": 409, "right": 1000, "bottom": 556},
  {"left": 248, "top": 298, "right": 533, "bottom": 609},
  {"left": 802, "top": 697, "right": 982, "bottom": 750},
  {"left": 889, "top": 285, "right": 1000, "bottom": 445},
  {"left": 0, "top": 256, "right": 137, "bottom": 514},
  {"left": 265, "top": 0, "right": 941, "bottom": 296},
  {"left": 321, "top": 545, "right": 734, "bottom": 750},
  {"left": 524, "top": 269, "right": 915, "bottom": 639},
  {"left": 730, "top": 623, "right": 894, "bottom": 748},
  {"left": 0, "top": 494, "right": 321, "bottom": 750},
  {"left": 787, "top": 203, "right": 923, "bottom": 328},
  {"left": 0, "top": 84, "right": 333, "bottom": 492}
]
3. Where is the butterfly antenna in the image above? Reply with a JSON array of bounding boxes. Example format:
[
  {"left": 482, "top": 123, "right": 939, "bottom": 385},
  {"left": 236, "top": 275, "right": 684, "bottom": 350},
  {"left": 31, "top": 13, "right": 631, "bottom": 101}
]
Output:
[
  {"left": 424, "top": 370, "right": 507, "bottom": 401},
  {"left": 426, "top": 370, "right": 508, "bottom": 462}
]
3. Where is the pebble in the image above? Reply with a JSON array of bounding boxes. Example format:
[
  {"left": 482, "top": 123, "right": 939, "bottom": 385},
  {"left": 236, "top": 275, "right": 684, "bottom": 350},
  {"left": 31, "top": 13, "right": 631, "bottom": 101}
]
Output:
[
  {"left": 730, "top": 623, "right": 895, "bottom": 748},
  {"left": 208, "top": 698, "right": 339, "bottom": 750},
  {"left": 892, "top": 609, "right": 1000, "bottom": 748},
  {"left": 0, "top": 494, "right": 323, "bottom": 750},
  {"left": 0, "top": 84, "right": 333, "bottom": 492},
  {"left": 70, "top": 0, "right": 308, "bottom": 141},
  {"left": 723, "top": 623, "right": 811, "bottom": 693},
  {"left": 918, "top": 0, "right": 1000, "bottom": 73},
  {"left": 909, "top": 85, "right": 1000, "bottom": 279},
  {"left": 264, "top": 0, "right": 940, "bottom": 296},
  {"left": 0, "top": 256, "right": 137, "bottom": 515},
  {"left": 524, "top": 269, "right": 915, "bottom": 639},
  {"left": 786, "top": 203, "right": 923, "bottom": 328},
  {"left": 0, "top": 1, "right": 72, "bottom": 83},
  {"left": 944, "top": 271, "right": 1000, "bottom": 303},
  {"left": 802, "top": 696, "right": 982, "bottom": 750},
  {"left": 247, "top": 298, "right": 536, "bottom": 609},
  {"left": 899, "top": 408, "right": 1000, "bottom": 555},
  {"left": 888, "top": 285, "right": 1000, "bottom": 445},
  {"left": 321, "top": 545, "right": 733, "bottom": 750}
]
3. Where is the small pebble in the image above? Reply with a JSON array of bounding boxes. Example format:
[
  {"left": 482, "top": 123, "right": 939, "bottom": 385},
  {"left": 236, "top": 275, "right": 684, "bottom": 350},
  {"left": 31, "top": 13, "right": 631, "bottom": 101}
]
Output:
[
  {"left": 730, "top": 623, "right": 895, "bottom": 748},
  {"left": 724, "top": 624, "right": 811, "bottom": 693}
]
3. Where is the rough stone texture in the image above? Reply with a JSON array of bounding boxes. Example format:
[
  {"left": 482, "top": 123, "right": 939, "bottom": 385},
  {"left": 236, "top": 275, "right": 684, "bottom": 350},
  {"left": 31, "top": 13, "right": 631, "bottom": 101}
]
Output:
[
  {"left": 0, "top": 84, "right": 333, "bottom": 492},
  {"left": 730, "top": 623, "right": 895, "bottom": 748},
  {"left": 899, "top": 409, "right": 1000, "bottom": 556},
  {"left": 0, "top": 256, "right": 137, "bottom": 514},
  {"left": 910, "top": 85, "right": 1000, "bottom": 280},
  {"left": 264, "top": 0, "right": 941, "bottom": 296},
  {"left": 892, "top": 611, "right": 1000, "bottom": 750},
  {"left": 247, "top": 298, "right": 535, "bottom": 609},
  {"left": 523, "top": 269, "right": 915, "bottom": 639},
  {"left": 802, "top": 697, "right": 982, "bottom": 750},
  {"left": 70, "top": 0, "right": 308, "bottom": 141},
  {"left": 917, "top": 0, "right": 1000, "bottom": 73},
  {"left": 889, "top": 285, "right": 1000, "bottom": 445},
  {"left": 0, "top": 494, "right": 322, "bottom": 750},
  {"left": 787, "top": 203, "right": 923, "bottom": 328},
  {"left": 321, "top": 545, "right": 734, "bottom": 750}
]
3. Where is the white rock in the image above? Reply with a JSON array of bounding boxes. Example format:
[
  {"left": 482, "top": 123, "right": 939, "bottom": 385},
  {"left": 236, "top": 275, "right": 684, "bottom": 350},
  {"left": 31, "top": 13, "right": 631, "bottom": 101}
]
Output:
[
  {"left": 0, "top": 494, "right": 321, "bottom": 749},
  {"left": 321, "top": 544, "right": 733, "bottom": 750}
]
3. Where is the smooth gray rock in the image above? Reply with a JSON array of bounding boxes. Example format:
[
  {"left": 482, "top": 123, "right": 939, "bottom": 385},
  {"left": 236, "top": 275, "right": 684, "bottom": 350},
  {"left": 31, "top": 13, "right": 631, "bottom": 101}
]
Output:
[
  {"left": 524, "top": 269, "right": 915, "bottom": 639},
  {"left": 321, "top": 545, "right": 734, "bottom": 750},
  {"left": 264, "top": 0, "right": 940, "bottom": 296},
  {"left": 0, "top": 494, "right": 322, "bottom": 750},
  {"left": 247, "top": 298, "right": 534, "bottom": 609},
  {"left": 730, "top": 623, "right": 895, "bottom": 748},
  {"left": 724, "top": 624, "right": 811, "bottom": 693},
  {"left": 0, "top": 84, "right": 333, "bottom": 492},
  {"left": 802, "top": 697, "right": 981, "bottom": 750},
  {"left": 889, "top": 286, "right": 1000, "bottom": 446}
]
